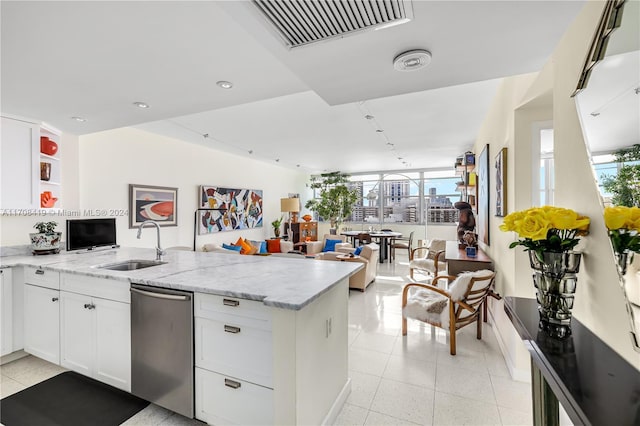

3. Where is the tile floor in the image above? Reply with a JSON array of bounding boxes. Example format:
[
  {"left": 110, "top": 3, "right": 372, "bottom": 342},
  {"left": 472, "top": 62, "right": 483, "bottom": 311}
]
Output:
[{"left": 0, "top": 254, "right": 533, "bottom": 425}]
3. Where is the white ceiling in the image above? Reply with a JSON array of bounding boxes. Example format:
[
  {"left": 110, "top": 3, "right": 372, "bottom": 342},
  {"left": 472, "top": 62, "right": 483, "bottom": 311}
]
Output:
[{"left": 1, "top": 1, "right": 587, "bottom": 174}]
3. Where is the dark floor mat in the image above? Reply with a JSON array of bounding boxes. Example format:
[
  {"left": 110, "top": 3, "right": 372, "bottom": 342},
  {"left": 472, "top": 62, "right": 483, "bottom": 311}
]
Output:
[{"left": 1, "top": 371, "right": 149, "bottom": 426}]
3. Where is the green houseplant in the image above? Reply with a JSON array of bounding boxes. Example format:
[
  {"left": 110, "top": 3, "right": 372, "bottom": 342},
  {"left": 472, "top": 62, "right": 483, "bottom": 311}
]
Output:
[
  {"left": 30, "top": 221, "right": 62, "bottom": 254},
  {"left": 271, "top": 216, "right": 283, "bottom": 238},
  {"left": 305, "top": 172, "right": 358, "bottom": 231},
  {"left": 602, "top": 144, "right": 640, "bottom": 207}
]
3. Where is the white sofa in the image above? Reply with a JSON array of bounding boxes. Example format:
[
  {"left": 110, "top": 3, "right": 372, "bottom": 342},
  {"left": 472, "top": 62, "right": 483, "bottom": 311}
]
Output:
[
  {"left": 306, "top": 234, "right": 353, "bottom": 255},
  {"left": 202, "top": 240, "right": 294, "bottom": 255}
]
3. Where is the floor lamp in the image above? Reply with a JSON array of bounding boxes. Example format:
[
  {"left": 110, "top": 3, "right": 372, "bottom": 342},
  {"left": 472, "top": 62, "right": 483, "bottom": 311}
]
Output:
[{"left": 280, "top": 197, "right": 299, "bottom": 240}]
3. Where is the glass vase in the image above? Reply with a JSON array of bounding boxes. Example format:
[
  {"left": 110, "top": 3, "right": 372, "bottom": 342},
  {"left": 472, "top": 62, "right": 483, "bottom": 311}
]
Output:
[
  {"left": 529, "top": 251, "right": 582, "bottom": 337},
  {"left": 615, "top": 250, "right": 630, "bottom": 277}
]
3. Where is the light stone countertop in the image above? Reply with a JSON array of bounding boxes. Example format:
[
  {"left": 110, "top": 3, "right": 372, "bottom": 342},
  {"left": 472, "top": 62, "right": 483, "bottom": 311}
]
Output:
[{"left": 0, "top": 247, "right": 362, "bottom": 310}]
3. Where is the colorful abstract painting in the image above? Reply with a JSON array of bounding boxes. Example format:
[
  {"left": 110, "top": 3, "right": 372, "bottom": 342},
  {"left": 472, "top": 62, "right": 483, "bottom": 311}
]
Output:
[{"left": 198, "top": 186, "right": 263, "bottom": 234}]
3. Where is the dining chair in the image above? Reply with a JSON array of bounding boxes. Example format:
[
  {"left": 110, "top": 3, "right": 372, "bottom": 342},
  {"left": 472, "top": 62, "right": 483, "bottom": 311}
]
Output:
[
  {"left": 356, "top": 232, "right": 372, "bottom": 246},
  {"left": 391, "top": 230, "right": 413, "bottom": 260},
  {"left": 401, "top": 270, "right": 497, "bottom": 355}
]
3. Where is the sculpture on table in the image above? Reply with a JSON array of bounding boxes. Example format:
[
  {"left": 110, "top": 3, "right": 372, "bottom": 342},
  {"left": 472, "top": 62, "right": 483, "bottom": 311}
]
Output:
[{"left": 455, "top": 201, "right": 477, "bottom": 247}]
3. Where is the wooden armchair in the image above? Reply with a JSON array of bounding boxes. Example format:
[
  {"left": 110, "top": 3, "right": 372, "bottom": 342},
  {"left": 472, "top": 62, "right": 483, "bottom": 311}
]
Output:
[
  {"left": 401, "top": 270, "right": 497, "bottom": 355},
  {"left": 408, "top": 239, "right": 447, "bottom": 279}
]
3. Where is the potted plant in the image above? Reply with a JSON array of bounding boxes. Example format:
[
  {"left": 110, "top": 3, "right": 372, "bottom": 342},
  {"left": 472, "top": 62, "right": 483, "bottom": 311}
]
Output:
[
  {"left": 305, "top": 172, "right": 358, "bottom": 233},
  {"left": 30, "top": 221, "right": 62, "bottom": 254},
  {"left": 271, "top": 216, "right": 283, "bottom": 238},
  {"left": 602, "top": 144, "right": 640, "bottom": 207}
]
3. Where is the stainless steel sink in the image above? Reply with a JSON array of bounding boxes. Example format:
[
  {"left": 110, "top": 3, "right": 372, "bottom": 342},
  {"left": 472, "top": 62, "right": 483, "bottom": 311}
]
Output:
[{"left": 94, "top": 259, "right": 167, "bottom": 271}]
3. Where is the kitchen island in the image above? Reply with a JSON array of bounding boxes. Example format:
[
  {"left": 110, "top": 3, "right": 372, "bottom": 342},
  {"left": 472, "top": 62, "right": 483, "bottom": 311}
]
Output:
[{"left": 1, "top": 248, "right": 361, "bottom": 425}]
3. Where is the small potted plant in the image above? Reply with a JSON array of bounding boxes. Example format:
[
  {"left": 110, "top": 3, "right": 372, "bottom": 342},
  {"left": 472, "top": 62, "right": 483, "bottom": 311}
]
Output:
[
  {"left": 271, "top": 216, "right": 283, "bottom": 238},
  {"left": 30, "top": 221, "right": 62, "bottom": 254}
]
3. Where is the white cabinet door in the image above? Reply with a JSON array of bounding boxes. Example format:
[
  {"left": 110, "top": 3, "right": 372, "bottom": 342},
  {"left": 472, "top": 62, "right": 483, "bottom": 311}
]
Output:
[
  {"left": 1, "top": 268, "right": 13, "bottom": 356},
  {"left": 0, "top": 116, "right": 39, "bottom": 209},
  {"left": 60, "top": 291, "right": 93, "bottom": 377},
  {"left": 23, "top": 284, "right": 60, "bottom": 363},
  {"left": 94, "top": 297, "right": 130, "bottom": 391}
]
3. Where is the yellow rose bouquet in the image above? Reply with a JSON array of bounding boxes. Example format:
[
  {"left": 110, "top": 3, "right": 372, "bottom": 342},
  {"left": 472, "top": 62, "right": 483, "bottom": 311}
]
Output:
[
  {"left": 499, "top": 206, "right": 590, "bottom": 254},
  {"left": 604, "top": 206, "right": 640, "bottom": 255}
]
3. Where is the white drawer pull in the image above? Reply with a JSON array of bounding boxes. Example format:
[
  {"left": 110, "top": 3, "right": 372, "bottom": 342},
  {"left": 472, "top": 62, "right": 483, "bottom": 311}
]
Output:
[
  {"left": 224, "top": 325, "right": 241, "bottom": 334},
  {"left": 224, "top": 378, "right": 241, "bottom": 389},
  {"left": 223, "top": 298, "right": 239, "bottom": 307}
]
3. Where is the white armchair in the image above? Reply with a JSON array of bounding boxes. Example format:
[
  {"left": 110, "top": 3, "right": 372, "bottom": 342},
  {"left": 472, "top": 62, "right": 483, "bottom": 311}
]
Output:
[
  {"left": 316, "top": 243, "right": 379, "bottom": 291},
  {"left": 306, "top": 234, "right": 353, "bottom": 255},
  {"left": 409, "top": 239, "right": 447, "bottom": 279}
]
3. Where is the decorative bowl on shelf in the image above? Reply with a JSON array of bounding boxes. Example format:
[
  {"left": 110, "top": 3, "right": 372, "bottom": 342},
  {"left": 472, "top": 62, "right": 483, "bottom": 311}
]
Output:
[{"left": 302, "top": 214, "right": 313, "bottom": 222}]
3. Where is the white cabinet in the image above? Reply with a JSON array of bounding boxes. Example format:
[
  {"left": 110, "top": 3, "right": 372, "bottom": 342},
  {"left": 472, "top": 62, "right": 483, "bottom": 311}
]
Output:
[
  {"left": 60, "top": 273, "right": 130, "bottom": 391},
  {"left": 0, "top": 116, "right": 39, "bottom": 209},
  {"left": 24, "top": 283, "right": 60, "bottom": 363},
  {"left": 1, "top": 268, "right": 13, "bottom": 356},
  {"left": 0, "top": 115, "right": 62, "bottom": 210},
  {"left": 23, "top": 267, "right": 60, "bottom": 364},
  {"left": 194, "top": 293, "right": 274, "bottom": 425}
]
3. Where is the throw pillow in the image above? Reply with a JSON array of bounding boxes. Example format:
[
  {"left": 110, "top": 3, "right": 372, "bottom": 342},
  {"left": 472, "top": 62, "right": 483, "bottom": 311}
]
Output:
[
  {"left": 354, "top": 246, "right": 363, "bottom": 256},
  {"left": 240, "top": 239, "right": 257, "bottom": 255},
  {"left": 222, "top": 243, "right": 242, "bottom": 252},
  {"left": 266, "top": 238, "right": 281, "bottom": 253},
  {"left": 323, "top": 239, "right": 342, "bottom": 252},
  {"left": 250, "top": 240, "right": 267, "bottom": 254},
  {"left": 235, "top": 237, "right": 245, "bottom": 247}
]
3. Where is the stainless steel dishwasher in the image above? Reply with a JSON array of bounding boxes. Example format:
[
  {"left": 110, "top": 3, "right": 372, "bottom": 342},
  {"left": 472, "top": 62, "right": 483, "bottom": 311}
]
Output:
[{"left": 130, "top": 284, "right": 194, "bottom": 418}]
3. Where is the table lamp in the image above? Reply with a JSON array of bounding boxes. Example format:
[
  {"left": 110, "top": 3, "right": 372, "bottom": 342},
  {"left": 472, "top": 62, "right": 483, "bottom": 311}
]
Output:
[{"left": 281, "top": 197, "right": 300, "bottom": 240}]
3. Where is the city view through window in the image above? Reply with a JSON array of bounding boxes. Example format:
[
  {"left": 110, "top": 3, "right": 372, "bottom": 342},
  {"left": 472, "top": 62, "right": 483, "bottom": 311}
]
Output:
[{"left": 311, "top": 171, "right": 462, "bottom": 225}]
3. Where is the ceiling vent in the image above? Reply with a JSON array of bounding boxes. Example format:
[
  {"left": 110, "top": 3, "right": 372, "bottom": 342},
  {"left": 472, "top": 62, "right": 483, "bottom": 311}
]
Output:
[{"left": 253, "top": 0, "right": 413, "bottom": 48}]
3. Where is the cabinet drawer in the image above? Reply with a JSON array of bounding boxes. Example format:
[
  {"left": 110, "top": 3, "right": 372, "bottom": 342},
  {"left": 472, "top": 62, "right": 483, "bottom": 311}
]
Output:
[
  {"left": 61, "top": 273, "right": 129, "bottom": 303},
  {"left": 195, "top": 367, "right": 273, "bottom": 426},
  {"left": 195, "top": 293, "right": 271, "bottom": 324},
  {"left": 195, "top": 317, "right": 272, "bottom": 388},
  {"left": 24, "top": 266, "right": 59, "bottom": 289}
]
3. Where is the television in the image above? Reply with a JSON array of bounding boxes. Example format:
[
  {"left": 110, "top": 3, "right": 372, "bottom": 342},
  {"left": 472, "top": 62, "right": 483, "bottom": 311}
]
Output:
[{"left": 66, "top": 218, "right": 117, "bottom": 251}]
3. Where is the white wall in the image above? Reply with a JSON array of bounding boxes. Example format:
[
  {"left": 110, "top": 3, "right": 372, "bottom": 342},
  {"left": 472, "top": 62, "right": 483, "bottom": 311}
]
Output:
[
  {"left": 79, "top": 127, "right": 309, "bottom": 250},
  {"left": 1, "top": 132, "right": 80, "bottom": 247},
  {"left": 478, "top": 0, "right": 640, "bottom": 373}
]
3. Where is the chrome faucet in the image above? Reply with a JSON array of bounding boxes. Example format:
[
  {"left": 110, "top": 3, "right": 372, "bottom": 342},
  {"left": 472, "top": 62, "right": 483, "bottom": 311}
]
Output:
[{"left": 137, "top": 220, "right": 165, "bottom": 261}]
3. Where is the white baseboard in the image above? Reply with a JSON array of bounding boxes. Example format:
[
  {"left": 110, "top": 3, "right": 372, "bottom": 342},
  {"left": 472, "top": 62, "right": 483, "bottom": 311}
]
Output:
[
  {"left": 488, "top": 306, "right": 531, "bottom": 383},
  {"left": 322, "top": 377, "right": 352, "bottom": 425}
]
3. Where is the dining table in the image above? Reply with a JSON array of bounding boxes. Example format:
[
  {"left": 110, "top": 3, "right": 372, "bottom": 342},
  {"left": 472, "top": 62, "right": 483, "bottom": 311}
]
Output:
[{"left": 341, "top": 230, "right": 402, "bottom": 263}]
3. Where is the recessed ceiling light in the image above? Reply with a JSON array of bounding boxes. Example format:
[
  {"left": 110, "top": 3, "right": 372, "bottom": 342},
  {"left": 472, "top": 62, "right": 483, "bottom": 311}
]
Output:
[
  {"left": 133, "top": 102, "right": 149, "bottom": 108},
  {"left": 393, "top": 49, "right": 432, "bottom": 72},
  {"left": 216, "top": 81, "right": 233, "bottom": 89},
  {"left": 71, "top": 116, "right": 86, "bottom": 122}
]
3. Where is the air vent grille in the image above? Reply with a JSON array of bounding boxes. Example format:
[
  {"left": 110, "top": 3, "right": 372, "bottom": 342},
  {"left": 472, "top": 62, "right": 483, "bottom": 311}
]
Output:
[{"left": 253, "top": 0, "right": 413, "bottom": 48}]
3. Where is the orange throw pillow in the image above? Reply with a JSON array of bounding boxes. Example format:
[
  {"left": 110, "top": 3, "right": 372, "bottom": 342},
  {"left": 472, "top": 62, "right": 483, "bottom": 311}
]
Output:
[
  {"left": 242, "top": 239, "right": 257, "bottom": 255},
  {"left": 266, "top": 239, "right": 281, "bottom": 253}
]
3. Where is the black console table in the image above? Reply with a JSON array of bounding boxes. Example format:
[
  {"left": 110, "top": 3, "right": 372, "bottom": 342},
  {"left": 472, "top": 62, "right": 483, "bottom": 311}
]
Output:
[{"left": 504, "top": 297, "right": 640, "bottom": 426}]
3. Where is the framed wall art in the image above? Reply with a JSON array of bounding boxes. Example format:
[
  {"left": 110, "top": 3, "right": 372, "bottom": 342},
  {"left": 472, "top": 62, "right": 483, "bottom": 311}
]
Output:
[
  {"left": 495, "top": 147, "right": 507, "bottom": 217},
  {"left": 129, "top": 184, "right": 178, "bottom": 228},
  {"left": 476, "top": 144, "right": 490, "bottom": 245},
  {"left": 198, "top": 185, "right": 263, "bottom": 234}
]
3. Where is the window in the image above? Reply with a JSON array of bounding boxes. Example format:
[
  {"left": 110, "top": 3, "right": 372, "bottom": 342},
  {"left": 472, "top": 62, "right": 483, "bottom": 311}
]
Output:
[
  {"left": 532, "top": 123, "right": 554, "bottom": 206},
  {"left": 315, "top": 170, "right": 462, "bottom": 225}
]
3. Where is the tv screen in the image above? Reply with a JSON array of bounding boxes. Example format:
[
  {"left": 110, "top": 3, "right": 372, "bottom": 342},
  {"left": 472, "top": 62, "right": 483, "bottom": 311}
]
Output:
[{"left": 66, "top": 218, "right": 117, "bottom": 251}]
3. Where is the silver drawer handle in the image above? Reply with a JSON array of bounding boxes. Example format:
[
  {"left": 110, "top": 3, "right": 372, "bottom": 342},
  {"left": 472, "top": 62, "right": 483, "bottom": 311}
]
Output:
[
  {"left": 84, "top": 303, "right": 95, "bottom": 310},
  {"left": 223, "top": 298, "right": 239, "bottom": 307},
  {"left": 130, "top": 287, "right": 191, "bottom": 301},
  {"left": 224, "top": 378, "right": 241, "bottom": 389},
  {"left": 35, "top": 269, "right": 45, "bottom": 275},
  {"left": 52, "top": 297, "right": 59, "bottom": 302},
  {"left": 224, "top": 325, "right": 241, "bottom": 334}
]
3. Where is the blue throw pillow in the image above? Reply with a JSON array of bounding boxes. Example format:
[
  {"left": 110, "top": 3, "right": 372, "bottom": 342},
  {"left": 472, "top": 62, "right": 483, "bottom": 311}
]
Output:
[
  {"left": 222, "top": 243, "right": 242, "bottom": 252},
  {"left": 323, "top": 239, "right": 342, "bottom": 252},
  {"left": 250, "top": 240, "right": 267, "bottom": 254},
  {"left": 354, "top": 246, "right": 363, "bottom": 256}
]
